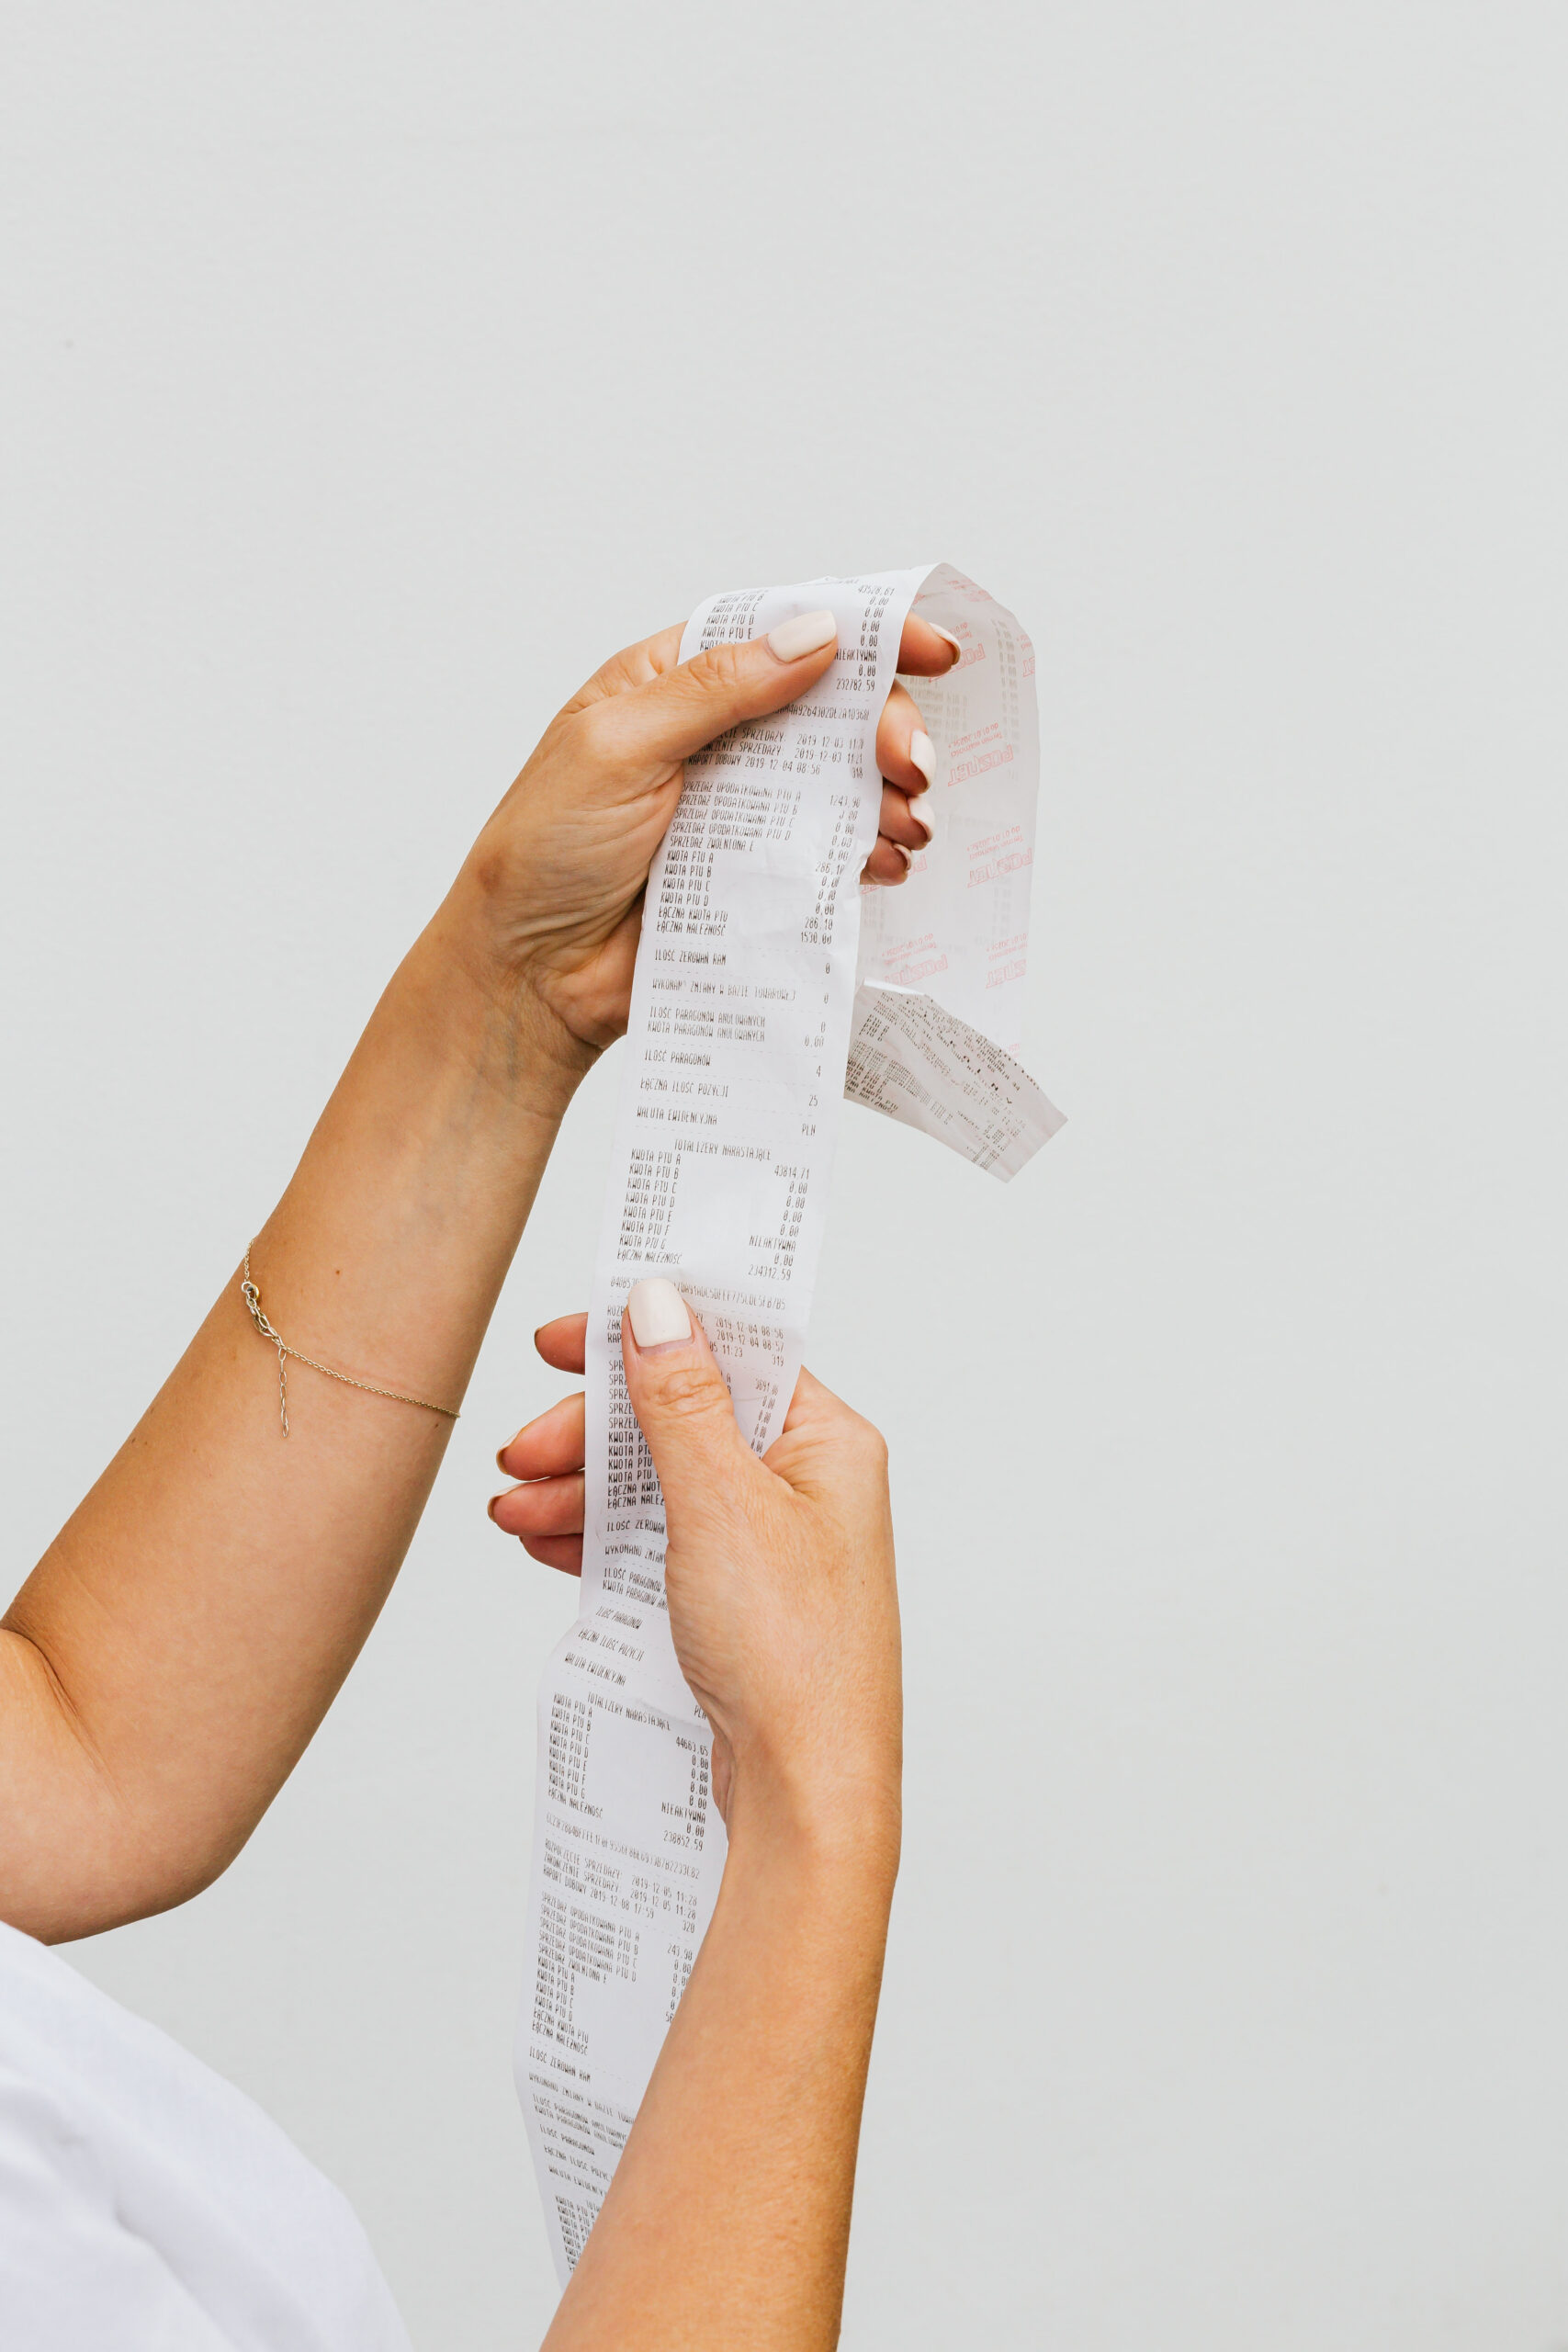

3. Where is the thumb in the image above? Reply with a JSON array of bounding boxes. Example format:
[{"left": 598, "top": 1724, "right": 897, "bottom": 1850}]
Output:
[
  {"left": 596, "top": 609, "right": 840, "bottom": 774},
  {"left": 621, "top": 1278, "right": 757, "bottom": 1510}
]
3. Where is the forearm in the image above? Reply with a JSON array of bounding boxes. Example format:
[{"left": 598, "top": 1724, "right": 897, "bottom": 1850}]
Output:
[
  {"left": 0, "top": 896, "right": 589, "bottom": 1940},
  {"left": 546, "top": 1782, "right": 899, "bottom": 2352}
]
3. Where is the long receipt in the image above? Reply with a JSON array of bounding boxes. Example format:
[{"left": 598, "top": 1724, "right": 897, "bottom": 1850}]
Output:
[{"left": 517, "top": 564, "right": 1062, "bottom": 2278}]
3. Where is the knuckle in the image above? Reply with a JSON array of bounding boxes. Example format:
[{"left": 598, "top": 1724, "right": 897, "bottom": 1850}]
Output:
[
  {"left": 571, "top": 699, "right": 630, "bottom": 776},
  {"left": 647, "top": 1363, "right": 731, "bottom": 1425},
  {"left": 808, "top": 1396, "right": 888, "bottom": 1479},
  {"left": 700, "top": 639, "right": 747, "bottom": 686},
  {"left": 845, "top": 1412, "right": 890, "bottom": 1475},
  {"left": 690, "top": 640, "right": 748, "bottom": 697}
]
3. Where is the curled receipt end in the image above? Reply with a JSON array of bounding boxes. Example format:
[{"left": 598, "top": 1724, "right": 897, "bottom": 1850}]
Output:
[{"left": 845, "top": 983, "right": 1064, "bottom": 1181}]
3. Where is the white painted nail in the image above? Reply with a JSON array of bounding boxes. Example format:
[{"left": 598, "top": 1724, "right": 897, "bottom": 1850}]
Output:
[
  {"left": 627, "top": 1277, "right": 692, "bottom": 1349},
  {"left": 766, "top": 608, "right": 838, "bottom": 663},
  {"left": 929, "top": 624, "right": 964, "bottom": 664},
  {"left": 910, "top": 796, "right": 935, "bottom": 843},
  {"left": 893, "top": 841, "right": 913, "bottom": 874},
  {"left": 909, "top": 729, "right": 937, "bottom": 789}
]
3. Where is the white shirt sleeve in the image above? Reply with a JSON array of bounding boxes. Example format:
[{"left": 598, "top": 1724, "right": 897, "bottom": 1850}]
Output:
[
  {"left": 0, "top": 2067, "right": 239, "bottom": 2351},
  {"left": 0, "top": 1924, "right": 413, "bottom": 2352}
]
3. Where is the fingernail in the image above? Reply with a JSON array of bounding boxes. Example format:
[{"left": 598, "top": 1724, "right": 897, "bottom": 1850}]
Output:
[
  {"left": 487, "top": 1492, "right": 504, "bottom": 1522},
  {"left": 495, "top": 1443, "right": 512, "bottom": 1472},
  {"left": 908, "top": 729, "right": 937, "bottom": 789},
  {"left": 627, "top": 1276, "right": 692, "bottom": 1350},
  {"left": 766, "top": 608, "right": 838, "bottom": 663},
  {"left": 930, "top": 624, "right": 963, "bottom": 666},
  {"left": 910, "top": 797, "right": 935, "bottom": 843},
  {"left": 893, "top": 842, "right": 913, "bottom": 875}
]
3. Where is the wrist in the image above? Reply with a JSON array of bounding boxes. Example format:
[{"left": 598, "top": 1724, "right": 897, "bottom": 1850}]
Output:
[
  {"left": 400, "top": 895, "right": 598, "bottom": 1125},
  {"left": 723, "top": 1747, "right": 901, "bottom": 1902}
]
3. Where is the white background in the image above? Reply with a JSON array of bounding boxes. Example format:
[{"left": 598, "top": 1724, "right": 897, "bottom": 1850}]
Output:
[{"left": 4, "top": 6, "right": 1566, "bottom": 2346}]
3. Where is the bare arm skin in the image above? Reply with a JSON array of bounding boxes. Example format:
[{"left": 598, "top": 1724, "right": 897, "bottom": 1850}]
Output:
[
  {"left": 0, "top": 613, "right": 953, "bottom": 1944},
  {"left": 0, "top": 938, "right": 573, "bottom": 1943},
  {"left": 500, "top": 1298, "right": 902, "bottom": 2352}
]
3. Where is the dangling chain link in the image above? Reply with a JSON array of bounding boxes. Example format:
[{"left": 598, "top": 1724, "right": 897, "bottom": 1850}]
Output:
[{"left": 241, "top": 1244, "right": 461, "bottom": 1436}]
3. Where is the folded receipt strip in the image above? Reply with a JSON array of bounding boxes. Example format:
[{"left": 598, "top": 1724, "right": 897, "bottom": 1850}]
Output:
[{"left": 517, "top": 565, "right": 1062, "bottom": 2279}]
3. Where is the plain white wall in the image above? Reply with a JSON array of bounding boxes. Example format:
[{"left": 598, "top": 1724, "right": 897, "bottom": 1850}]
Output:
[{"left": 5, "top": 5, "right": 1567, "bottom": 2346}]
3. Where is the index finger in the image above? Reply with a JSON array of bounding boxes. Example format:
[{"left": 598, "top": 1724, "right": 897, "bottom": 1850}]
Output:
[
  {"left": 536, "top": 1313, "right": 588, "bottom": 1374},
  {"left": 897, "top": 614, "right": 963, "bottom": 676}
]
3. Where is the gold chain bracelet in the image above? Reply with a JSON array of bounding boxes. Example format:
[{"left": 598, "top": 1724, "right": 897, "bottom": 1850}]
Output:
[{"left": 240, "top": 1244, "right": 461, "bottom": 1436}]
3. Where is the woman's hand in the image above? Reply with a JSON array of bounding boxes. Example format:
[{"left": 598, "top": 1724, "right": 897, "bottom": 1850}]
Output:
[
  {"left": 435, "top": 610, "right": 957, "bottom": 1067},
  {"left": 493, "top": 1282, "right": 901, "bottom": 1848},
  {"left": 517, "top": 1283, "right": 901, "bottom": 2352}
]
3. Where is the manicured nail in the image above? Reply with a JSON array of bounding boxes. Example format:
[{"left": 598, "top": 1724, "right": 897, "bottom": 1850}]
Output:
[
  {"left": 892, "top": 841, "right": 913, "bottom": 875},
  {"left": 766, "top": 608, "right": 838, "bottom": 663},
  {"left": 495, "top": 1443, "right": 513, "bottom": 1472},
  {"left": 908, "top": 729, "right": 936, "bottom": 789},
  {"left": 930, "top": 624, "right": 963, "bottom": 666},
  {"left": 627, "top": 1276, "right": 692, "bottom": 1349},
  {"left": 910, "top": 797, "right": 935, "bottom": 843}
]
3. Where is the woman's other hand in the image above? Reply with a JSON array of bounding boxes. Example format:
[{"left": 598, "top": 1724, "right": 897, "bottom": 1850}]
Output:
[
  {"left": 435, "top": 610, "right": 956, "bottom": 1069},
  {"left": 492, "top": 1283, "right": 901, "bottom": 1851},
  {"left": 514, "top": 1284, "right": 901, "bottom": 2347}
]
